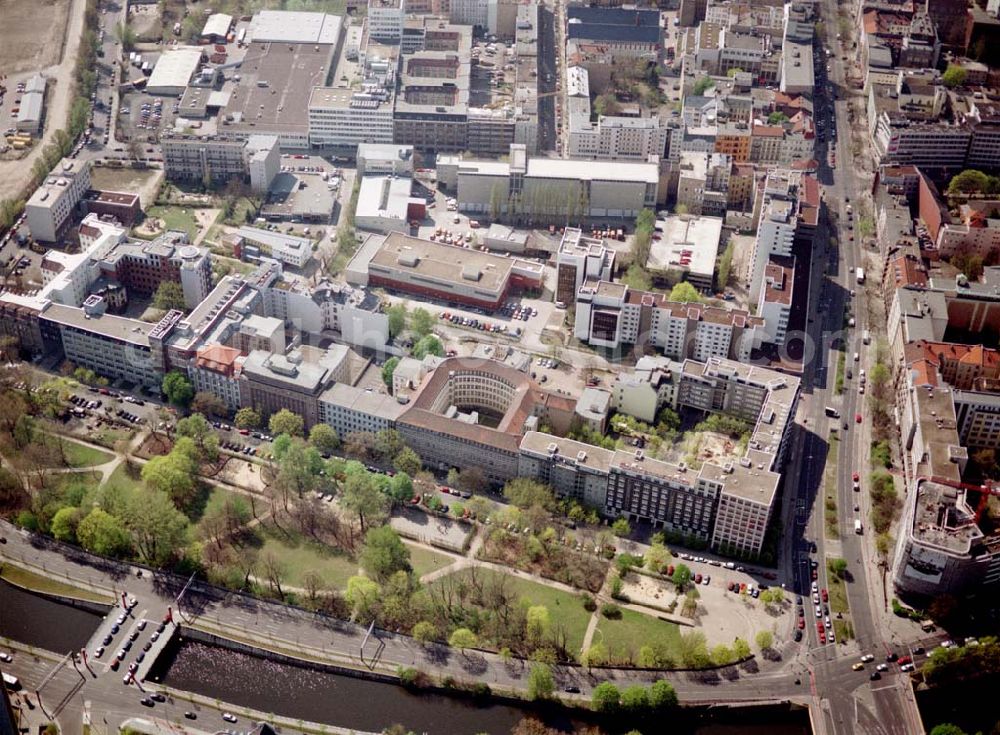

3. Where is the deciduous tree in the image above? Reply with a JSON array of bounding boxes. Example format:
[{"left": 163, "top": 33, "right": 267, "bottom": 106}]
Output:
[
  {"left": 358, "top": 526, "right": 411, "bottom": 582},
  {"left": 162, "top": 371, "right": 194, "bottom": 408},
  {"left": 234, "top": 407, "right": 261, "bottom": 430},
  {"left": 308, "top": 423, "right": 340, "bottom": 455},
  {"left": 269, "top": 408, "right": 304, "bottom": 438}
]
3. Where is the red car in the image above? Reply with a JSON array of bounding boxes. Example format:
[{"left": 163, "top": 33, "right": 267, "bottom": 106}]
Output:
[
  {"left": 855, "top": 413, "right": 863, "bottom": 423},
  {"left": 816, "top": 621, "right": 824, "bottom": 632},
  {"left": 852, "top": 472, "right": 859, "bottom": 482},
  {"left": 798, "top": 618, "right": 805, "bottom": 629},
  {"left": 695, "top": 573, "right": 703, "bottom": 584},
  {"left": 812, "top": 568, "right": 818, "bottom": 580},
  {"left": 667, "top": 565, "right": 675, "bottom": 577},
  {"left": 821, "top": 588, "right": 829, "bottom": 602}
]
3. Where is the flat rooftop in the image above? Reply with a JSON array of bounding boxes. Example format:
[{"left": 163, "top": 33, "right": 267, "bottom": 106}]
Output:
[
  {"left": 910, "top": 479, "right": 987, "bottom": 556},
  {"left": 356, "top": 175, "right": 414, "bottom": 223},
  {"left": 222, "top": 42, "right": 335, "bottom": 135},
  {"left": 369, "top": 232, "right": 516, "bottom": 293},
  {"left": 520, "top": 431, "right": 614, "bottom": 473},
  {"left": 248, "top": 10, "right": 342, "bottom": 44},
  {"left": 147, "top": 48, "right": 203, "bottom": 91},
  {"left": 320, "top": 382, "right": 409, "bottom": 422},
  {"left": 646, "top": 215, "right": 724, "bottom": 279},
  {"left": 260, "top": 173, "right": 336, "bottom": 220},
  {"left": 525, "top": 157, "right": 659, "bottom": 184},
  {"left": 41, "top": 303, "right": 154, "bottom": 347}
]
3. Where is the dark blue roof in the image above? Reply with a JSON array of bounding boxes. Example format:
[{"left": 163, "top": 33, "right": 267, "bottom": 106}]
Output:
[
  {"left": 567, "top": 6, "right": 660, "bottom": 26},
  {"left": 567, "top": 22, "right": 661, "bottom": 44}
]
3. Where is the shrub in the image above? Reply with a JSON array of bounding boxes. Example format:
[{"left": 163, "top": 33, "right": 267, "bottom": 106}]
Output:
[
  {"left": 581, "top": 594, "right": 597, "bottom": 612},
  {"left": 600, "top": 603, "right": 622, "bottom": 620}
]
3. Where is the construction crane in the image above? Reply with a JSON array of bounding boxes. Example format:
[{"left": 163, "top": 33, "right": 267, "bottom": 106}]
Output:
[{"left": 922, "top": 476, "right": 999, "bottom": 524}]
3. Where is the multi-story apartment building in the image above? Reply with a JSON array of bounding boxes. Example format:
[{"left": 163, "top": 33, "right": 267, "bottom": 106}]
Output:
[
  {"left": 39, "top": 300, "right": 166, "bottom": 388},
  {"left": 308, "top": 40, "right": 398, "bottom": 148},
  {"left": 96, "top": 236, "right": 213, "bottom": 309},
  {"left": 25, "top": 158, "right": 92, "bottom": 243},
  {"left": 521, "top": 357, "right": 799, "bottom": 556},
  {"left": 892, "top": 478, "right": 1000, "bottom": 600},
  {"left": 676, "top": 151, "right": 731, "bottom": 216},
  {"left": 747, "top": 169, "right": 818, "bottom": 302},
  {"left": 368, "top": 0, "right": 406, "bottom": 42},
  {"left": 714, "top": 122, "right": 752, "bottom": 162},
  {"left": 438, "top": 144, "right": 660, "bottom": 224},
  {"left": 190, "top": 343, "right": 245, "bottom": 411},
  {"left": 239, "top": 346, "right": 349, "bottom": 429},
  {"left": 568, "top": 115, "right": 670, "bottom": 161},
  {"left": 161, "top": 134, "right": 279, "bottom": 194},
  {"left": 757, "top": 255, "right": 794, "bottom": 346},
  {"left": 319, "top": 383, "right": 409, "bottom": 439},
  {"left": 554, "top": 227, "right": 615, "bottom": 305},
  {"left": 573, "top": 283, "right": 767, "bottom": 357}
]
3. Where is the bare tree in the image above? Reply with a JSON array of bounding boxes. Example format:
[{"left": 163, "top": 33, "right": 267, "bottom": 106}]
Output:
[
  {"left": 260, "top": 550, "right": 285, "bottom": 599},
  {"left": 302, "top": 569, "right": 326, "bottom": 603}
]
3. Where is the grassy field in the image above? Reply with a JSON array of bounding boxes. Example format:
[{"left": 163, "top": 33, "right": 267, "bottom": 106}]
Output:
[
  {"left": 594, "top": 608, "right": 681, "bottom": 665},
  {"left": 60, "top": 441, "right": 113, "bottom": 468},
  {"left": 405, "top": 542, "right": 454, "bottom": 578},
  {"left": 429, "top": 567, "right": 593, "bottom": 655},
  {"left": 89, "top": 166, "right": 160, "bottom": 197},
  {"left": 144, "top": 206, "right": 201, "bottom": 240},
  {"left": 824, "top": 434, "right": 841, "bottom": 539},
  {"left": 0, "top": 563, "right": 113, "bottom": 604},
  {"left": 105, "top": 461, "right": 143, "bottom": 494},
  {"left": 833, "top": 618, "right": 854, "bottom": 642},
  {"left": 44, "top": 471, "right": 103, "bottom": 498},
  {"left": 91, "top": 427, "right": 133, "bottom": 450},
  {"left": 826, "top": 573, "right": 850, "bottom": 616},
  {"left": 257, "top": 527, "right": 357, "bottom": 591}
]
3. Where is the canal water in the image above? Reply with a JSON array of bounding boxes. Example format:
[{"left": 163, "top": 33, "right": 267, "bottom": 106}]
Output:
[
  {"left": 0, "top": 578, "right": 810, "bottom": 735},
  {"left": 0, "top": 579, "right": 103, "bottom": 652},
  {"left": 151, "top": 638, "right": 811, "bottom": 735}
]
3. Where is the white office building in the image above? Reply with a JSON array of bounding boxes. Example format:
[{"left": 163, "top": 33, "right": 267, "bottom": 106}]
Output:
[{"left": 26, "top": 158, "right": 92, "bottom": 242}]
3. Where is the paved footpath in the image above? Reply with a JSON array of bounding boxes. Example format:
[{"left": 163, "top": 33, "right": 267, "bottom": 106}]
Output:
[{"left": 0, "top": 518, "right": 806, "bottom": 708}]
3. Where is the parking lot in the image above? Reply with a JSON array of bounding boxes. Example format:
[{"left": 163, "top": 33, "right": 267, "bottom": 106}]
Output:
[
  {"left": 0, "top": 74, "right": 44, "bottom": 158},
  {"left": 117, "top": 91, "right": 174, "bottom": 144},
  {"left": 468, "top": 39, "right": 515, "bottom": 108}
]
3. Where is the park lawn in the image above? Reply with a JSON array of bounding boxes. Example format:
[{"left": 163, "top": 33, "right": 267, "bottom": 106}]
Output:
[
  {"left": 594, "top": 608, "right": 681, "bottom": 665},
  {"left": 405, "top": 542, "right": 454, "bottom": 578},
  {"left": 92, "top": 427, "right": 132, "bottom": 450},
  {"left": 105, "top": 461, "right": 143, "bottom": 494},
  {"left": 44, "top": 471, "right": 102, "bottom": 498},
  {"left": 429, "top": 567, "right": 592, "bottom": 655},
  {"left": 60, "top": 441, "right": 113, "bottom": 468},
  {"left": 256, "top": 527, "right": 357, "bottom": 591},
  {"left": 145, "top": 206, "right": 200, "bottom": 240},
  {"left": 189, "top": 485, "right": 248, "bottom": 530},
  {"left": 0, "top": 563, "right": 113, "bottom": 604}
]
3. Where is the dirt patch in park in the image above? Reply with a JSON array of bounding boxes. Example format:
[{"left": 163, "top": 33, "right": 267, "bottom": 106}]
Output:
[{"left": 0, "top": 0, "right": 73, "bottom": 74}]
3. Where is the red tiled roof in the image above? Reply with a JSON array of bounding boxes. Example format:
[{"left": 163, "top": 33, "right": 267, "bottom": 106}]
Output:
[{"left": 195, "top": 343, "right": 242, "bottom": 374}]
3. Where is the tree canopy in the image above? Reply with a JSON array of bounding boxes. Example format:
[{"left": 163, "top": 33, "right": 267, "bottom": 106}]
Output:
[
  {"left": 669, "top": 281, "right": 703, "bottom": 303},
  {"left": 152, "top": 281, "right": 186, "bottom": 311},
  {"left": 412, "top": 334, "right": 444, "bottom": 359},
  {"left": 358, "top": 526, "right": 411, "bottom": 582},
  {"left": 234, "top": 407, "right": 261, "bottom": 429},
  {"left": 269, "top": 409, "right": 304, "bottom": 438},
  {"left": 162, "top": 371, "right": 194, "bottom": 408}
]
